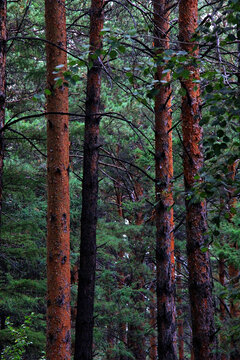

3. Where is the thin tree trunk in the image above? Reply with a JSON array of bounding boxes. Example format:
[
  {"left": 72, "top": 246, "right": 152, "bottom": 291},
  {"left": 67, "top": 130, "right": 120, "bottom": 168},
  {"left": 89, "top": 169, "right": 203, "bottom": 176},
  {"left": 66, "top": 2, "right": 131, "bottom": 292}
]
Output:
[
  {"left": 114, "top": 168, "right": 127, "bottom": 359},
  {"left": 228, "top": 162, "right": 239, "bottom": 360},
  {"left": 191, "top": 348, "right": 195, "bottom": 360},
  {"left": 229, "top": 22, "right": 240, "bottom": 360},
  {"left": 45, "top": 0, "right": 71, "bottom": 359},
  {"left": 179, "top": 1, "right": 216, "bottom": 359},
  {"left": 153, "top": 1, "right": 177, "bottom": 359},
  {"left": 0, "top": 0, "right": 6, "bottom": 225},
  {"left": 74, "top": 1, "right": 104, "bottom": 359},
  {"left": 127, "top": 181, "right": 146, "bottom": 360},
  {"left": 149, "top": 282, "right": 157, "bottom": 360},
  {"left": 218, "top": 257, "right": 227, "bottom": 360},
  {"left": 177, "top": 259, "right": 184, "bottom": 360},
  {"left": 106, "top": 321, "right": 115, "bottom": 360}
]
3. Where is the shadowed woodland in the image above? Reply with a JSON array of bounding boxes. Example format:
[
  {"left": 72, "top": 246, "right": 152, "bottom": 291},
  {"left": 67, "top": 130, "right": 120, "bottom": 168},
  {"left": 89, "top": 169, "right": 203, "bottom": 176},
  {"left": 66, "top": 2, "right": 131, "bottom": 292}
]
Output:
[{"left": 0, "top": 0, "right": 240, "bottom": 359}]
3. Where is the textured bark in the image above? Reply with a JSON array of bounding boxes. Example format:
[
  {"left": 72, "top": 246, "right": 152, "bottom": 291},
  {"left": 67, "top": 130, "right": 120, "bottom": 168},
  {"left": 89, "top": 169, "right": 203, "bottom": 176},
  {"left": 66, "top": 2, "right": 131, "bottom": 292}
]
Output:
[
  {"left": 45, "top": 0, "right": 71, "bottom": 359},
  {"left": 153, "top": 1, "right": 177, "bottom": 359},
  {"left": 74, "top": 1, "right": 104, "bottom": 359},
  {"left": 177, "top": 259, "right": 184, "bottom": 360},
  {"left": 179, "top": 1, "right": 216, "bottom": 359},
  {"left": 0, "top": 0, "right": 6, "bottom": 225}
]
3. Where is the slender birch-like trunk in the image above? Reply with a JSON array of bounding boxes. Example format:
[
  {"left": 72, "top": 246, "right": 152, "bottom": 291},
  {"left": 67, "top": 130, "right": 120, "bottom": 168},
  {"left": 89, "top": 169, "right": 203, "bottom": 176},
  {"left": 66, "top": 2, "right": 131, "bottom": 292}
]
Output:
[
  {"left": 45, "top": 0, "right": 71, "bottom": 359},
  {"left": 74, "top": 1, "right": 104, "bottom": 359},
  {"left": 179, "top": 0, "right": 216, "bottom": 359},
  {"left": 153, "top": 1, "right": 177, "bottom": 359}
]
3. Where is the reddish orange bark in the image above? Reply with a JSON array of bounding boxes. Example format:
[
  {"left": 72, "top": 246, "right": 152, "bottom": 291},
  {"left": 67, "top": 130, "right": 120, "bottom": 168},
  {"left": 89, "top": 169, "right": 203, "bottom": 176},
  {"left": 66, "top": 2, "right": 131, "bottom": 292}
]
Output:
[
  {"left": 45, "top": 0, "right": 71, "bottom": 359},
  {"left": 153, "top": 1, "right": 177, "bottom": 359},
  {"left": 179, "top": 1, "right": 216, "bottom": 359},
  {"left": 74, "top": 0, "right": 104, "bottom": 359},
  {"left": 0, "top": 0, "right": 6, "bottom": 224}
]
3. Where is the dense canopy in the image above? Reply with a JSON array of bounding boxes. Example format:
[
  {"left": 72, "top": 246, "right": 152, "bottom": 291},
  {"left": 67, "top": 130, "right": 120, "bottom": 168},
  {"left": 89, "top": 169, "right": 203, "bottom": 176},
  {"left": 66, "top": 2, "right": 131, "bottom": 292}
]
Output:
[{"left": 0, "top": 0, "right": 239, "bottom": 359}]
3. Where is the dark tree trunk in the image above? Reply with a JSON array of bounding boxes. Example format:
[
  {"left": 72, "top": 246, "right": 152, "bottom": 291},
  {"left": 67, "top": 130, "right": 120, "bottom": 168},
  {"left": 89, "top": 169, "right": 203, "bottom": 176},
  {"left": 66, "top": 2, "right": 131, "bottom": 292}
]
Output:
[
  {"left": 177, "top": 259, "right": 184, "bottom": 360},
  {"left": 153, "top": 1, "right": 177, "bottom": 359},
  {"left": 228, "top": 162, "right": 240, "bottom": 360},
  {"left": 179, "top": 1, "right": 216, "bottom": 359},
  {"left": 149, "top": 281, "right": 157, "bottom": 360},
  {"left": 218, "top": 257, "right": 228, "bottom": 360},
  {"left": 229, "top": 23, "right": 240, "bottom": 360},
  {"left": 0, "top": 0, "right": 6, "bottom": 225},
  {"left": 74, "top": 1, "right": 104, "bottom": 359},
  {"left": 45, "top": 0, "right": 71, "bottom": 359}
]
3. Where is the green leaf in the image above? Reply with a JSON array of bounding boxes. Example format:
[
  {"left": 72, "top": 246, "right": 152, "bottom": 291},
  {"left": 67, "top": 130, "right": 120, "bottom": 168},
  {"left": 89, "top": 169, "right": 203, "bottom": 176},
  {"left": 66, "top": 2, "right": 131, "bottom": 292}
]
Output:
[
  {"left": 109, "top": 50, "right": 117, "bottom": 59},
  {"left": 44, "top": 89, "right": 51, "bottom": 96},
  {"left": 206, "top": 84, "right": 213, "bottom": 93}
]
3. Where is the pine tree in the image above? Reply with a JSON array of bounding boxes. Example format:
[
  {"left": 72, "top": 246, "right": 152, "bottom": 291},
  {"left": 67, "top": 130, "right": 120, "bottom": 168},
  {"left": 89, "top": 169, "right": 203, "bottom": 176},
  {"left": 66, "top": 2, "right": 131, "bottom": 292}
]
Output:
[
  {"left": 179, "top": 0, "right": 216, "bottom": 358},
  {"left": 74, "top": 0, "right": 105, "bottom": 358},
  {"left": 153, "top": 0, "right": 177, "bottom": 358},
  {"left": 45, "top": 0, "right": 71, "bottom": 358}
]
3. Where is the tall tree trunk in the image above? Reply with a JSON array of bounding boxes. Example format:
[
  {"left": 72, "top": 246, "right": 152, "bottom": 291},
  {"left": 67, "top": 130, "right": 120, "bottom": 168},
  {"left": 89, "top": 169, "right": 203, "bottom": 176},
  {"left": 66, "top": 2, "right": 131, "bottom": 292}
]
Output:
[
  {"left": 229, "top": 22, "right": 240, "bottom": 360},
  {"left": 177, "top": 259, "right": 184, "bottom": 360},
  {"left": 218, "top": 257, "right": 227, "bottom": 360},
  {"left": 179, "top": 1, "right": 216, "bottom": 359},
  {"left": 74, "top": 1, "right": 104, "bottom": 359},
  {"left": 228, "top": 162, "right": 239, "bottom": 360},
  {"left": 45, "top": 0, "right": 71, "bottom": 359},
  {"left": 153, "top": 1, "right": 177, "bottom": 359},
  {"left": 0, "top": 0, "right": 6, "bottom": 225}
]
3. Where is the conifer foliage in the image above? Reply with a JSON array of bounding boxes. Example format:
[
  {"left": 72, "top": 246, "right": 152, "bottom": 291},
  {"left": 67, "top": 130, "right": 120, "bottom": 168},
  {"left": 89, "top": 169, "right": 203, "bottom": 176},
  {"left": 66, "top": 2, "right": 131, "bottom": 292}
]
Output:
[
  {"left": 0, "top": 0, "right": 6, "bottom": 224},
  {"left": 0, "top": 1, "right": 239, "bottom": 360}
]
